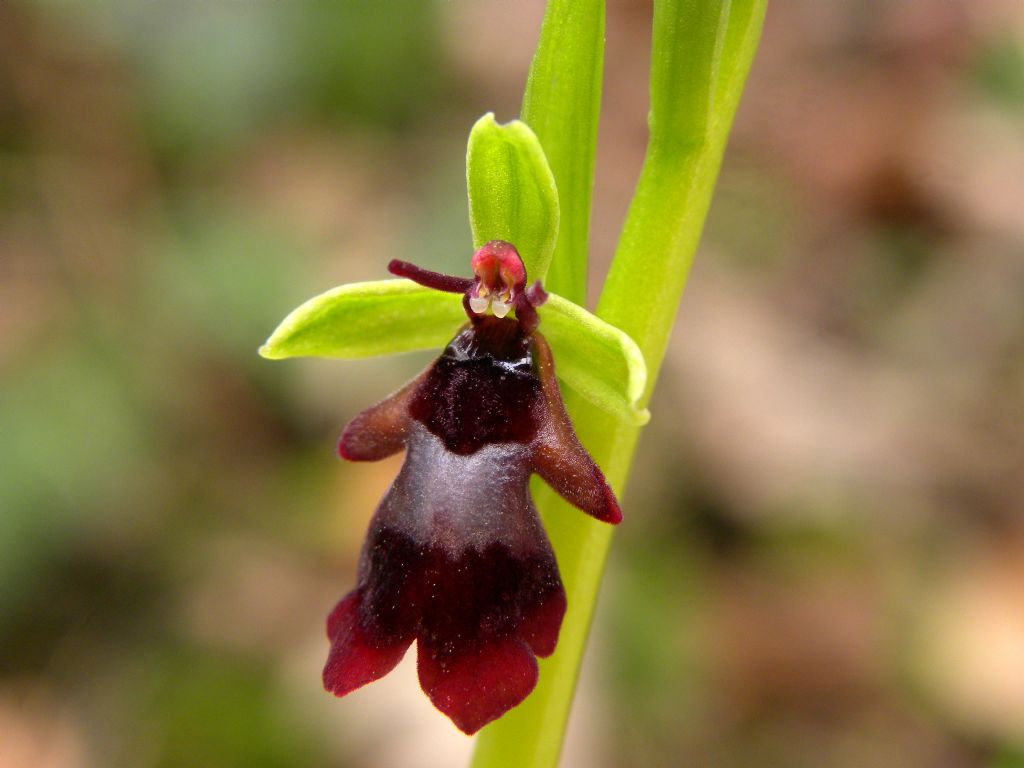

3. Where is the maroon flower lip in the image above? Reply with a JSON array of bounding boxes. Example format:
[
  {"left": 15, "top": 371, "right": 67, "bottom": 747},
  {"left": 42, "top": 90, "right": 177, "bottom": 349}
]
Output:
[{"left": 323, "top": 241, "right": 621, "bottom": 734}]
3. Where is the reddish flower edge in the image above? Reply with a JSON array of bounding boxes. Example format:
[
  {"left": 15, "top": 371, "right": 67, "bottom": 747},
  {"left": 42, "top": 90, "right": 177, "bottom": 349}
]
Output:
[{"left": 324, "top": 528, "right": 567, "bottom": 735}]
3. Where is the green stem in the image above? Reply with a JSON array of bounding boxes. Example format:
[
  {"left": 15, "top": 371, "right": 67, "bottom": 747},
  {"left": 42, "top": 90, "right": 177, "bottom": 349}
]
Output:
[
  {"left": 472, "top": 2, "right": 767, "bottom": 766},
  {"left": 600, "top": 0, "right": 768, "bottom": 379}
]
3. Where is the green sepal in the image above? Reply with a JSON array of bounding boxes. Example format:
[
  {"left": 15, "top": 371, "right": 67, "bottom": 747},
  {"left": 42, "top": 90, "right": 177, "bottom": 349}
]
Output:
[
  {"left": 538, "top": 295, "right": 649, "bottom": 426},
  {"left": 467, "top": 113, "right": 560, "bottom": 282},
  {"left": 258, "top": 280, "right": 464, "bottom": 360}
]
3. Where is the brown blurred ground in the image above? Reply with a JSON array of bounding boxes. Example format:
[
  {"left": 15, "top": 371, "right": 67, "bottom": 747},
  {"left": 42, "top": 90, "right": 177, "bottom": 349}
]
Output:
[{"left": 1, "top": 1, "right": 1023, "bottom": 767}]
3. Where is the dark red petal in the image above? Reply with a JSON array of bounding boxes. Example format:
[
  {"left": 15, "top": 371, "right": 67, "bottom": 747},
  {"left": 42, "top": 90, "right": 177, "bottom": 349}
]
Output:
[
  {"left": 388, "top": 259, "right": 475, "bottom": 294},
  {"left": 530, "top": 332, "right": 623, "bottom": 524},
  {"left": 338, "top": 368, "right": 432, "bottom": 462},
  {"left": 417, "top": 636, "right": 538, "bottom": 735},
  {"left": 519, "top": 584, "right": 566, "bottom": 658},
  {"left": 323, "top": 591, "right": 412, "bottom": 697}
]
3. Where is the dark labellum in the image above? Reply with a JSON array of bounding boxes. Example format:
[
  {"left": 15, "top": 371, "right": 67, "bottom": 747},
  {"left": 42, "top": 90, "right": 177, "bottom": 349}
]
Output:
[{"left": 323, "top": 241, "right": 621, "bottom": 734}]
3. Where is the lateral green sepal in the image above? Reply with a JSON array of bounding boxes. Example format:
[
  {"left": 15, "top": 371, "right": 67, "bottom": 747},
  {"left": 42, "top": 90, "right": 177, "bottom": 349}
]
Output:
[
  {"left": 259, "top": 280, "right": 464, "bottom": 360},
  {"left": 539, "top": 295, "right": 650, "bottom": 426}
]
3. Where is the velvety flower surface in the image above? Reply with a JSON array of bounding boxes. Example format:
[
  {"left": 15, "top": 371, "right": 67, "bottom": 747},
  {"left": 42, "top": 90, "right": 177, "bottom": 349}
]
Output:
[{"left": 324, "top": 241, "right": 621, "bottom": 734}]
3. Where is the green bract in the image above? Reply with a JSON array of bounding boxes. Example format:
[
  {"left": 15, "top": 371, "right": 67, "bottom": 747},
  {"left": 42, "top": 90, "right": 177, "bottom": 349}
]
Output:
[{"left": 259, "top": 280, "right": 648, "bottom": 426}]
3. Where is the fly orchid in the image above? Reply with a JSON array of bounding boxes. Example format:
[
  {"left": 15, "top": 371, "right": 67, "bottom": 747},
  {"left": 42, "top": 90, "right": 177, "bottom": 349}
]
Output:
[
  {"left": 260, "top": 115, "right": 648, "bottom": 735},
  {"left": 321, "top": 241, "right": 620, "bottom": 733}
]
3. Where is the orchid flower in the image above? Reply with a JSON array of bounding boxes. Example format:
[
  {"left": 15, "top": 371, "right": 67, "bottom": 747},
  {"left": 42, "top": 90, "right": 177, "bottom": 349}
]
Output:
[
  {"left": 322, "top": 241, "right": 621, "bottom": 733},
  {"left": 261, "top": 117, "right": 647, "bottom": 733}
]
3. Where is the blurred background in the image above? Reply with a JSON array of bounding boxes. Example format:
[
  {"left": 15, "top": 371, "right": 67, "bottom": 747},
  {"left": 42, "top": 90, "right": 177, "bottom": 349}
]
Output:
[{"left": 1, "top": 0, "right": 1022, "bottom": 766}]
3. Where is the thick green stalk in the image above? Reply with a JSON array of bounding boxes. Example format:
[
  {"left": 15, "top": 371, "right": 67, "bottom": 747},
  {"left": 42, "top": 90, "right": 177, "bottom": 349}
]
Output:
[
  {"left": 599, "top": 0, "right": 767, "bottom": 381},
  {"left": 472, "top": 1, "right": 767, "bottom": 766}
]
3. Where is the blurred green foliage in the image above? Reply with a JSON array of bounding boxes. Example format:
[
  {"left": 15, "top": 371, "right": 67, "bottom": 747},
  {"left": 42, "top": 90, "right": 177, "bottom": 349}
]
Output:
[
  {"left": 32, "top": 0, "right": 444, "bottom": 154},
  {"left": 148, "top": 650, "right": 324, "bottom": 768},
  {"left": 974, "top": 37, "right": 1024, "bottom": 112}
]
